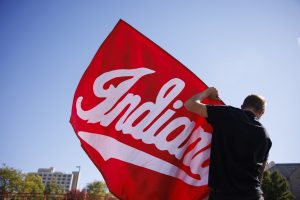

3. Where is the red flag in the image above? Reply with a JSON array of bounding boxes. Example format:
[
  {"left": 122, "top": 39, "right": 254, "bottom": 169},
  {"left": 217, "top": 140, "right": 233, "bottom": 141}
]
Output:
[{"left": 70, "top": 19, "right": 223, "bottom": 200}]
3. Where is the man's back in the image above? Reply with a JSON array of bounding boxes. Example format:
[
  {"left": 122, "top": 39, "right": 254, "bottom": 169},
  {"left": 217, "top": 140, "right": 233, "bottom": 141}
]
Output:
[{"left": 206, "top": 106, "right": 272, "bottom": 196}]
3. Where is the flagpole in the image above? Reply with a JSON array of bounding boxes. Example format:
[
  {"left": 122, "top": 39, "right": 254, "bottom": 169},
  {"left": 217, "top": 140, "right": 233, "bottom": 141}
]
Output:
[{"left": 75, "top": 166, "right": 80, "bottom": 200}]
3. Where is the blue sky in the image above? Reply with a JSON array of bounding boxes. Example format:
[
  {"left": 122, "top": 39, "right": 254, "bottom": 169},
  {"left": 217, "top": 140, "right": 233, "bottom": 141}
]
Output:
[{"left": 1, "top": 1, "right": 300, "bottom": 189}]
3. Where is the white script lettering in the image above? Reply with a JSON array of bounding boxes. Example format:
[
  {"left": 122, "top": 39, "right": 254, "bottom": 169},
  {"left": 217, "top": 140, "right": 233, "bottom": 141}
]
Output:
[{"left": 76, "top": 67, "right": 211, "bottom": 185}]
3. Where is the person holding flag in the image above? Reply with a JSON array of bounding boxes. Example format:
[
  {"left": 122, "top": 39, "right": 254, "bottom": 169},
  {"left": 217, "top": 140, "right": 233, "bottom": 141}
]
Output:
[{"left": 184, "top": 87, "right": 272, "bottom": 200}]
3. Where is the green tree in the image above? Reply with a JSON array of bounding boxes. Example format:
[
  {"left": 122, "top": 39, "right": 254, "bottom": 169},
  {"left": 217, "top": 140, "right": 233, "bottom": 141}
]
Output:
[
  {"left": 22, "top": 174, "right": 44, "bottom": 193},
  {"left": 86, "top": 181, "right": 108, "bottom": 199},
  {"left": 262, "top": 170, "right": 295, "bottom": 200},
  {"left": 44, "top": 179, "right": 64, "bottom": 200},
  {"left": 22, "top": 174, "right": 45, "bottom": 199},
  {"left": 45, "top": 179, "right": 64, "bottom": 195},
  {"left": 0, "top": 165, "right": 23, "bottom": 193}
]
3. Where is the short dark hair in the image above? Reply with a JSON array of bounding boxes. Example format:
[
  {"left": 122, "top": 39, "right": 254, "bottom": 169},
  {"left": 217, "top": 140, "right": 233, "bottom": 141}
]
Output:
[{"left": 241, "top": 94, "right": 265, "bottom": 112}]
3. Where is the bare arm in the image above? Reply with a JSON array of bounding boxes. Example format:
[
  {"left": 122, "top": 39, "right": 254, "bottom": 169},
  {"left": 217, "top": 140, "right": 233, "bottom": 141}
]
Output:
[{"left": 184, "top": 87, "right": 220, "bottom": 118}]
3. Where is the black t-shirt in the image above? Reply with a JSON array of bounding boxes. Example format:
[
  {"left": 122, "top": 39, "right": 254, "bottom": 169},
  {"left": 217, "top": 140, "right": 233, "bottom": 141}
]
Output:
[{"left": 206, "top": 105, "right": 272, "bottom": 195}]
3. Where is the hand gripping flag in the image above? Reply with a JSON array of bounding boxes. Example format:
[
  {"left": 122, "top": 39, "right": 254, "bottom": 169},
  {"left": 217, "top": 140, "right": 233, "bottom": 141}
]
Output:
[{"left": 70, "top": 19, "right": 223, "bottom": 200}]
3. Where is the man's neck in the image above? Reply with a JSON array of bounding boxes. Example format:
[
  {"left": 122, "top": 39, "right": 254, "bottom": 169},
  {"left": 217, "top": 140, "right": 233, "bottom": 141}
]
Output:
[{"left": 243, "top": 108, "right": 260, "bottom": 119}]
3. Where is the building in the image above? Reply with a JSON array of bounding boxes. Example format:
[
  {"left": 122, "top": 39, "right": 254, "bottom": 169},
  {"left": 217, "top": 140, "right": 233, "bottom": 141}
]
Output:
[
  {"left": 33, "top": 167, "right": 80, "bottom": 192},
  {"left": 269, "top": 163, "right": 300, "bottom": 199}
]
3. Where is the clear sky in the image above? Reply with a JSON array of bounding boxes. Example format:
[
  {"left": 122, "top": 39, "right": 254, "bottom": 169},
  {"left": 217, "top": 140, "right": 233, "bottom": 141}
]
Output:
[{"left": 1, "top": 1, "right": 300, "bottom": 190}]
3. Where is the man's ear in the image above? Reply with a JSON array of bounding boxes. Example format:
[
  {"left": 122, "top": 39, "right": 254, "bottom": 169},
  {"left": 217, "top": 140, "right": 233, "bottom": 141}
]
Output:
[{"left": 256, "top": 108, "right": 265, "bottom": 119}]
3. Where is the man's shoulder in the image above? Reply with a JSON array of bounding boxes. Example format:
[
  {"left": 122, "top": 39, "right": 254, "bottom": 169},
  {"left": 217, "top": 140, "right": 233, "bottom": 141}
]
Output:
[
  {"left": 206, "top": 105, "right": 240, "bottom": 124},
  {"left": 207, "top": 105, "right": 237, "bottom": 110},
  {"left": 207, "top": 105, "right": 241, "bottom": 114}
]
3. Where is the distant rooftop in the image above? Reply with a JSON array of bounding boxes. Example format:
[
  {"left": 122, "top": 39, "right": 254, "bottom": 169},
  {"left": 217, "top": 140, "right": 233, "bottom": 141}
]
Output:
[
  {"left": 37, "top": 167, "right": 55, "bottom": 173},
  {"left": 269, "top": 163, "right": 300, "bottom": 199},
  {"left": 269, "top": 163, "right": 300, "bottom": 178}
]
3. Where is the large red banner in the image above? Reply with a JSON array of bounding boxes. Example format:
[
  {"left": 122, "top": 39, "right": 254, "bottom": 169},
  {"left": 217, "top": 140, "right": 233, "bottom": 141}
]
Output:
[{"left": 70, "top": 19, "right": 222, "bottom": 200}]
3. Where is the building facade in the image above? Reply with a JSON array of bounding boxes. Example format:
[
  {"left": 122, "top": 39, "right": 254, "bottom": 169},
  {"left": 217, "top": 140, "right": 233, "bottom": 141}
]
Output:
[
  {"left": 269, "top": 163, "right": 300, "bottom": 199},
  {"left": 33, "top": 167, "right": 80, "bottom": 192}
]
